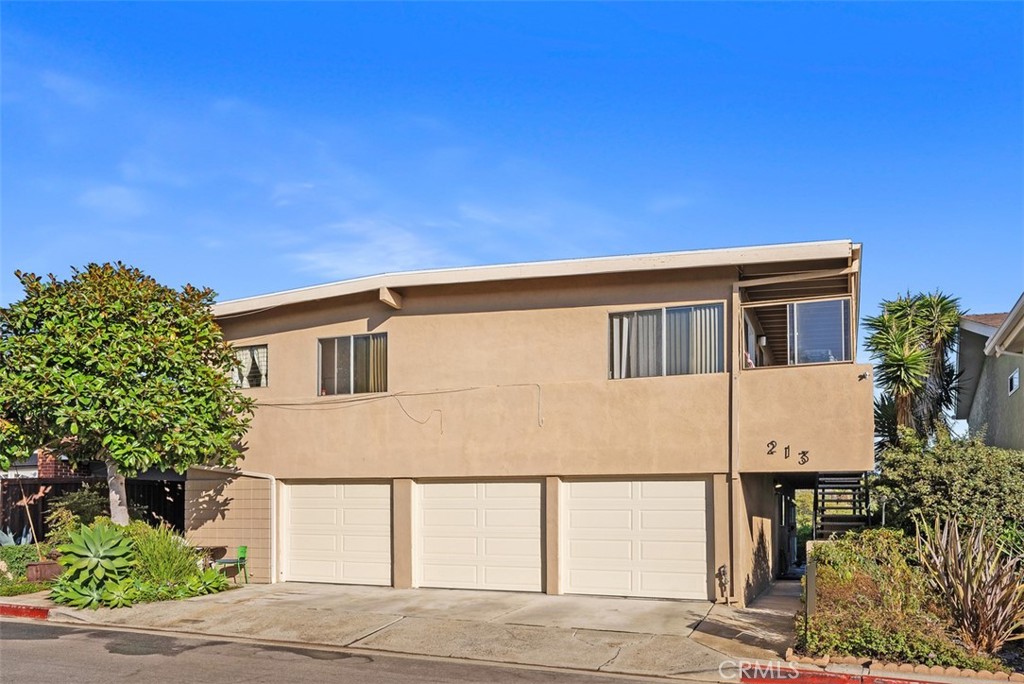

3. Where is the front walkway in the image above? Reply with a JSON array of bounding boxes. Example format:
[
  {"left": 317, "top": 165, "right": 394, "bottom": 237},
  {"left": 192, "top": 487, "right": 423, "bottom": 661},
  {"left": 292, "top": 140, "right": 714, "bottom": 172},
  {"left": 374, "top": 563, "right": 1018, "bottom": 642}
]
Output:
[{"left": 37, "top": 582, "right": 801, "bottom": 680}]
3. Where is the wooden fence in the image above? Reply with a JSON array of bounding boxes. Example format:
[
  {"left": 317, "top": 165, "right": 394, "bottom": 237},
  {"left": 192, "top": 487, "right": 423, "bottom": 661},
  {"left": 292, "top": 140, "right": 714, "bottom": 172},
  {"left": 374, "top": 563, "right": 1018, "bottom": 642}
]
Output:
[{"left": 0, "top": 477, "right": 185, "bottom": 540}]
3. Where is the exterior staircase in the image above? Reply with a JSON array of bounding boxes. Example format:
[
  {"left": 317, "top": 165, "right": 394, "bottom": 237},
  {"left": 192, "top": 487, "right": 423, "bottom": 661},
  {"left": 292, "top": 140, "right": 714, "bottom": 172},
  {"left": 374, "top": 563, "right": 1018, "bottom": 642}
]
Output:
[{"left": 814, "top": 472, "right": 870, "bottom": 539}]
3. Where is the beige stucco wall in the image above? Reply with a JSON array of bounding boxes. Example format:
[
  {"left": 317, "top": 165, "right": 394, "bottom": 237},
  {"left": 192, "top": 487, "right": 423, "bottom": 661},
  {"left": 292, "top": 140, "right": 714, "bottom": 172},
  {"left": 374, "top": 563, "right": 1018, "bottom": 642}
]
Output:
[
  {"left": 969, "top": 353, "right": 1024, "bottom": 450},
  {"left": 185, "top": 471, "right": 272, "bottom": 583},
  {"left": 738, "top": 473, "right": 778, "bottom": 603},
  {"left": 190, "top": 263, "right": 872, "bottom": 600},
  {"left": 738, "top": 363, "right": 875, "bottom": 473}
]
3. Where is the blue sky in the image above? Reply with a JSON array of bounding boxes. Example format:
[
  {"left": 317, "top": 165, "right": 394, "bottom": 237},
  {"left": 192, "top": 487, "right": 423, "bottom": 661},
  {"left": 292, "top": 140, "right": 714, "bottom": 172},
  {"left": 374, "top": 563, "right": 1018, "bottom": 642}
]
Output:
[{"left": 2, "top": 3, "right": 1022, "bottom": 339}]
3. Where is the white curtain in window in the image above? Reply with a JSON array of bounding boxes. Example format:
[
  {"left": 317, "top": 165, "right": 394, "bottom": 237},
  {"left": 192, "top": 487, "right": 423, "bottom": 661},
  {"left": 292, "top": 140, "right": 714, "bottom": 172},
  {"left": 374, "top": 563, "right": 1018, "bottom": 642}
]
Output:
[
  {"left": 235, "top": 347, "right": 255, "bottom": 388},
  {"left": 690, "top": 304, "right": 723, "bottom": 374},
  {"left": 666, "top": 304, "right": 723, "bottom": 375},
  {"left": 610, "top": 310, "right": 661, "bottom": 378},
  {"left": 251, "top": 347, "right": 268, "bottom": 386}
]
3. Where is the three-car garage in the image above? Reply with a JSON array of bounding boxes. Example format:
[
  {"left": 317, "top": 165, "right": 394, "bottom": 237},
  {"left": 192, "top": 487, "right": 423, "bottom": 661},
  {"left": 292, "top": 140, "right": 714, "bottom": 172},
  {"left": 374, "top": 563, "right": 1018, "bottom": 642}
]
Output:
[{"left": 282, "top": 478, "right": 709, "bottom": 600}]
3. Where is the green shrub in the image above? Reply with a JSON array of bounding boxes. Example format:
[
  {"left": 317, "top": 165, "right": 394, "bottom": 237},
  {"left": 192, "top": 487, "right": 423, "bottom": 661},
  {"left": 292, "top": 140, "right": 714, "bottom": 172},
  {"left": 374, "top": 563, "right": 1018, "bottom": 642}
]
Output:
[
  {"left": 48, "top": 485, "right": 109, "bottom": 524},
  {"left": 0, "top": 544, "right": 48, "bottom": 580},
  {"left": 875, "top": 431, "right": 1024, "bottom": 533},
  {"left": 44, "top": 507, "right": 80, "bottom": 548},
  {"left": 918, "top": 517, "right": 1024, "bottom": 655},
  {"left": 49, "top": 520, "right": 229, "bottom": 609},
  {"left": 799, "top": 528, "right": 1005, "bottom": 671},
  {"left": 0, "top": 581, "right": 49, "bottom": 596},
  {"left": 130, "top": 524, "right": 201, "bottom": 586}
]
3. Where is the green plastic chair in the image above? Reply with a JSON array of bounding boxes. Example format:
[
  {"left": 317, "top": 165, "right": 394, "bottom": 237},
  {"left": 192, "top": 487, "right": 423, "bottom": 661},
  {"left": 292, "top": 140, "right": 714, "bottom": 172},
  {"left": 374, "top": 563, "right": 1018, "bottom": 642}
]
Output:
[{"left": 213, "top": 545, "right": 249, "bottom": 583}]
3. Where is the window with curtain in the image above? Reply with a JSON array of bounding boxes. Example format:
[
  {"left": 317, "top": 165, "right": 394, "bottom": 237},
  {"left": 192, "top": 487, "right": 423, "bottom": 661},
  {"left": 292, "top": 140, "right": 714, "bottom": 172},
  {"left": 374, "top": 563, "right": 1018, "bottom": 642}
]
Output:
[
  {"left": 609, "top": 303, "right": 724, "bottom": 379},
  {"left": 319, "top": 333, "right": 387, "bottom": 395},
  {"left": 232, "top": 345, "right": 268, "bottom": 388}
]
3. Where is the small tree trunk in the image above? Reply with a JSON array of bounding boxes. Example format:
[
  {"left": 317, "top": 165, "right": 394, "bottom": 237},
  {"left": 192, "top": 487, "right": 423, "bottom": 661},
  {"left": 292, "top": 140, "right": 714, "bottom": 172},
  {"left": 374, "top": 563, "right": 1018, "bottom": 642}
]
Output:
[{"left": 105, "top": 456, "right": 130, "bottom": 525}]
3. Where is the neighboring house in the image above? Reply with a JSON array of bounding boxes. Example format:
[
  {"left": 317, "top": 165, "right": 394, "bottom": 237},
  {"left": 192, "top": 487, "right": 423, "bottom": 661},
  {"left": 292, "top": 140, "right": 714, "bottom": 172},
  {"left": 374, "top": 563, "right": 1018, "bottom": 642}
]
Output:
[
  {"left": 187, "top": 239, "right": 874, "bottom": 604},
  {"left": 957, "top": 292, "right": 1024, "bottom": 450}
]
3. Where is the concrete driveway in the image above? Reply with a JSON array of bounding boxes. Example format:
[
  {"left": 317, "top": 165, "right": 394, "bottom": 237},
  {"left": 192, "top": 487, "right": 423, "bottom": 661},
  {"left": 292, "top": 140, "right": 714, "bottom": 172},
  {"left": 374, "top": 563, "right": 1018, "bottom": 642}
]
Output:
[{"left": 44, "top": 582, "right": 799, "bottom": 680}]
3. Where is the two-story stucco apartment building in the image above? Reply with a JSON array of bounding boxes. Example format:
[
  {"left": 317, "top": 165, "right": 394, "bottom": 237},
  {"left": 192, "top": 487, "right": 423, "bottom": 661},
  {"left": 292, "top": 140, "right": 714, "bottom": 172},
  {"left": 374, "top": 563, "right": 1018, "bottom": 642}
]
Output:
[{"left": 185, "top": 239, "right": 874, "bottom": 605}]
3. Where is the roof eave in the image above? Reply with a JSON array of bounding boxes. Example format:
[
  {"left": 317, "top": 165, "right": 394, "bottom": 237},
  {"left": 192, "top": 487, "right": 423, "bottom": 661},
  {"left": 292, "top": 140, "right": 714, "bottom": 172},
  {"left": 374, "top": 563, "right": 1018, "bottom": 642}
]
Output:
[
  {"left": 213, "top": 239, "right": 856, "bottom": 318},
  {"left": 983, "top": 292, "right": 1024, "bottom": 357}
]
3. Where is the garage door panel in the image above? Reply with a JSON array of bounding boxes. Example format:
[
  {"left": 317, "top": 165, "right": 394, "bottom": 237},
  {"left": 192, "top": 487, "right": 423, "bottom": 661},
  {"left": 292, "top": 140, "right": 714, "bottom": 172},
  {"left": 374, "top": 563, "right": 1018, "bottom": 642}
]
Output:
[
  {"left": 289, "top": 559, "right": 338, "bottom": 579},
  {"left": 640, "top": 510, "right": 705, "bottom": 530},
  {"left": 423, "top": 536, "right": 478, "bottom": 555},
  {"left": 291, "top": 508, "right": 338, "bottom": 525},
  {"left": 422, "top": 563, "right": 478, "bottom": 585},
  {"left": 563, "top": 480, "right": 708, "bottom": 600},
  {"left": 569, "top": 568, "right": 632, "bottom": 593},
  {"left": 484, "top": 537, "right": 542, "bottom": 557},
  {"left": 423, "top": 508, "right": 478, "bottom": 526},
  {"left": 343, "top": 508, "right": 390, "bottom": 526},
  {"left": 291, "top": 534, "right": 337, "bottom": 552},
  {"left": 484, "top": 508, "right": 539, "bottom": 527},
  {"left": 418, "top": 482, "right": 541, "bottom": 592},
  {"left": 341, "top": 484, "right": 390, "bottom": 499},
  {"left": 285, "top": 483, "right": 392, "bottom": 585},
  {"left": 484, "top": 566, "right": 540, "bottom": 588},
  {"left": 569, "top": 539, "right": 632, "bottom": 560},
  {"left": 569, "top": 509, "right": 632, "bottom": 529},
  {"left": 423, "top": 482, "right": 476, "bottom": 499},
  {"left": 342, "top": 535, "right": 390, "bottom": 554},
  {"left": 639, "top": 480, "right": 704, "bottom": 499},
  {"left": 291, "top": 484, "right": 338, "bottom": 499},
  {"left": 569, "top": 481, "right": 632, "bottom": 499}
]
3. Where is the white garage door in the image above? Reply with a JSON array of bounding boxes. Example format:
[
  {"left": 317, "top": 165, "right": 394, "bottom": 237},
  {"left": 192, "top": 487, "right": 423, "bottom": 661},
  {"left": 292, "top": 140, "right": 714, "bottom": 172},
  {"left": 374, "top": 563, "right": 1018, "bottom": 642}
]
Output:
[
  {"left": 562, "top": 480, "right": 707, "bottom": 600},
  {"left": 417, "top": 482, "right": 541, "bottom": 592},
  {"left": 284, "top": 483, "right": 391, "bottom": 585}
]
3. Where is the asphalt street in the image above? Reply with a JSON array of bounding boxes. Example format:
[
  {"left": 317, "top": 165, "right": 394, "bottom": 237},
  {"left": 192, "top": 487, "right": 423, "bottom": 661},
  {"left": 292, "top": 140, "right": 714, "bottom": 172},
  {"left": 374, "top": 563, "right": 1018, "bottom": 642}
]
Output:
[{"left": 0, "top": 620, "right": 664, "bottom": 684}]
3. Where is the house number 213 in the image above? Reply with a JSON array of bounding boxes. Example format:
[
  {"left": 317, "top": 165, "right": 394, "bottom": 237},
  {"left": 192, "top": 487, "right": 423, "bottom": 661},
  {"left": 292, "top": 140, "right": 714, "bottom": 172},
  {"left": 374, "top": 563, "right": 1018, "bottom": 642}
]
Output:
[{"left": 766, "top": 440, "right": 810, "bottom": 465}]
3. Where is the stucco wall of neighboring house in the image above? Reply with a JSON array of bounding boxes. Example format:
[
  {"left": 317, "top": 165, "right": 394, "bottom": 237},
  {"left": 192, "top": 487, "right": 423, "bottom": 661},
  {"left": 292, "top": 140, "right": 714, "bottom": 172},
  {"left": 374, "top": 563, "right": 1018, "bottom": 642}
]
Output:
[
  {"left": 969, "top": 353, "right": 1024, "bottom": 450},
  {"left": 185, "top": 471, "right": 272, "bottom": 583}
]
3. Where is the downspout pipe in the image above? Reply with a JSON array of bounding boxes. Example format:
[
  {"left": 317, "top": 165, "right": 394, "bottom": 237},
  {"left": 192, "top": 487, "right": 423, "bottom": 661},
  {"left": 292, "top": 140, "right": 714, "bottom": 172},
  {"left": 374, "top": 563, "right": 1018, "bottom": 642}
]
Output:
[{"left": 191, "top": 465, "right": 278, "bottom": 584}]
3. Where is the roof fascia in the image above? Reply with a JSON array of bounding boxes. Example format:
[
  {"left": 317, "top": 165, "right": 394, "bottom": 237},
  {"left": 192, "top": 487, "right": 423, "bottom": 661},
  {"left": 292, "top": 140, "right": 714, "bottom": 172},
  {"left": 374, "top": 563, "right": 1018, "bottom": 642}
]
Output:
[{"left": 214, "top": 240, "right": 855, "bottom": 318}]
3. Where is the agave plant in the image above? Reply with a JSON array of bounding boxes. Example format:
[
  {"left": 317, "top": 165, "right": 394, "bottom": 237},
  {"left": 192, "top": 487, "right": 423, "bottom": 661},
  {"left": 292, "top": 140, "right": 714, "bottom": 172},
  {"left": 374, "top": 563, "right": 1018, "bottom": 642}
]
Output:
[
  {"left": 917, "top": 517, "right": 1024, "bottom": 654},
  {"left": 101, "top": 577, "right": 138, "bottom": 608},
  {"left": 57, "top": 522, "right": 134, "bottom": 584},
  {"left": 50, "top": 576, "right": 106, "bottom": 610}
]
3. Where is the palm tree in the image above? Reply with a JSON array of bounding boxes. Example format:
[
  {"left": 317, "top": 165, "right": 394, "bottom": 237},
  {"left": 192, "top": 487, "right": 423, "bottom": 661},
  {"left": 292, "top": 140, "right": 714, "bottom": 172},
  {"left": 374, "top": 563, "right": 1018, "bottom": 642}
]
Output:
[{"left": 863, "top": 291, "right": 962, "bottom": 450}]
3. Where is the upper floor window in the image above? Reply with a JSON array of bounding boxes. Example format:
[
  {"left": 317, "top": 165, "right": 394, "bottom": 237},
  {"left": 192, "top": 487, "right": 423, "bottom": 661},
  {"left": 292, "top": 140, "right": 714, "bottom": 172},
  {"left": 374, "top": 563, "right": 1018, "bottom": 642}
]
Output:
[
  {"left": 319, "top": 333, "right": 387, "bottom": 395},
  {"left": 609, "top": 303, "right": 724, "bottom": 379},
  {"left": 743, "top": 298, "right": 852, "bottom": 368},
  {"left": 1010, "top": 368, "right": 1020, "bottom": 396},
  {"left": 232, "top": 345, "right": 268, "bottom": 388}
]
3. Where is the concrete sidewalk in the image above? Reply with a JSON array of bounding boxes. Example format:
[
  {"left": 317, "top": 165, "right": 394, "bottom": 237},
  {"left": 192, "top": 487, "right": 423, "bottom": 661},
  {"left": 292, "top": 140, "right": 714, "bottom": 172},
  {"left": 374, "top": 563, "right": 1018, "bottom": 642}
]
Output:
[{"left": 18, "top": 582, "right": 800, "bottom": 681}]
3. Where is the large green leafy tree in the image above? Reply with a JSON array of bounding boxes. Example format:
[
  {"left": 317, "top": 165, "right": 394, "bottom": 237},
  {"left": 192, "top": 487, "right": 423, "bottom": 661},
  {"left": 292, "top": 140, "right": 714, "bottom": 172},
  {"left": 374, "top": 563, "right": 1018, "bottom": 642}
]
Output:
[
  {"left": 0, "top": 263, "right": 254, "bottom": 524},
  {"left": 863, "top": 291, "right": 962, "bottom": 451}
]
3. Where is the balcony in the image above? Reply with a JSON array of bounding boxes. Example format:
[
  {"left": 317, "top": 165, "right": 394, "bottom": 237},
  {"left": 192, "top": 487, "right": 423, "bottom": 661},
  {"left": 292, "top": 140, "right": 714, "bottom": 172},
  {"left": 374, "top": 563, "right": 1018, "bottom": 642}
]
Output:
[{"left": 737, "top": 361, "right": 874, "bottom": 474}]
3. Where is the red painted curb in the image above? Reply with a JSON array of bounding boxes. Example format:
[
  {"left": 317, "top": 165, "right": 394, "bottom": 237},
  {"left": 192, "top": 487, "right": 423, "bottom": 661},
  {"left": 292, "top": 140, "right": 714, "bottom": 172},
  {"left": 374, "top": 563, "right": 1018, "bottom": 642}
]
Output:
[
  {"left": 0, "top": 604, "right": 50, "bottom": 620},
  {"left": 741, "top": 667, "right": 933, "bottom": 684}
]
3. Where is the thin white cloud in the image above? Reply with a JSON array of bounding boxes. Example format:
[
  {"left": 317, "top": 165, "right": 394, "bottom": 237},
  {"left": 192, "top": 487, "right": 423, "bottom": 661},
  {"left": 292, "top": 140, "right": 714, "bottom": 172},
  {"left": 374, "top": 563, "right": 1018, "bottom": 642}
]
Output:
[
  {"left": 270, "top": 182, "right": 317, "bottom": 207},
  {"left": 77, "top": 185, "right": 148, "bottom": 220},
  {"left": 39, "top": 70, "right": 100, "bottom": 109},
  {"left": 290, "top": 219, "right": 459, "bottom": 280}
]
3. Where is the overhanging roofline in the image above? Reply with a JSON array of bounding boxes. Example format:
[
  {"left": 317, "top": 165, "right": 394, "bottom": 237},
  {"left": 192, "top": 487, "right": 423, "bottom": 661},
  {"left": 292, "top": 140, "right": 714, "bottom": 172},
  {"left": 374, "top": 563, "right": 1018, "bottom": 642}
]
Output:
[
  {"left": 214, "top": 239, "right": 857, "bottom": 318},
  {"left": 961, "top": 319, "right": 1000, "bottom": 338},
  {"left": 984, "top": 292, "right": 1024, "bottom": 357}
]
